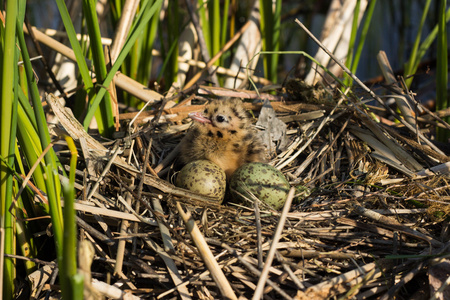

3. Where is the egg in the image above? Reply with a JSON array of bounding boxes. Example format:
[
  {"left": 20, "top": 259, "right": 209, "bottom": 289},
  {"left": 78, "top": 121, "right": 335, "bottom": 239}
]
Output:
[
  {"left": 229, "top": 162, "right": 290, "bottom": 210},
  {"left": 175, "top": 160, "right": 226, "bottom": 203}
]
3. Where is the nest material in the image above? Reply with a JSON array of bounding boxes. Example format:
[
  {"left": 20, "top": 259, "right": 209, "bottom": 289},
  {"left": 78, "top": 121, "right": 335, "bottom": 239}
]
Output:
[{"left": 37, "top": 79, "right": 450, "bottom": 300}]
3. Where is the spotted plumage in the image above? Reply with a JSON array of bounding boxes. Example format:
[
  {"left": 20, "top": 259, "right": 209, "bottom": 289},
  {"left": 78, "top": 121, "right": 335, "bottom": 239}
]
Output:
[{"left": 179, "top": 99, "right": 267, "bottom": 179}]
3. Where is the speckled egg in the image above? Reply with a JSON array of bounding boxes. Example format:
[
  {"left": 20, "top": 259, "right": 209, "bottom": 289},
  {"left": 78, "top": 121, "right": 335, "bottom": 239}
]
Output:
[
  {"left": 176, "top": 160, "right": 226, "bottom": 203},
  {"left": 229, "top": 162, "right": 290, "bottom": 210}
]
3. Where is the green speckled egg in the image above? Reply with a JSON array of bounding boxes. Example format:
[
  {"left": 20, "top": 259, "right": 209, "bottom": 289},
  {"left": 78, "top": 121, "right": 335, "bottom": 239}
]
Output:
[
  {"left": 229, "top": 162, "right": 290, "bottom": 210},
  {"left": 176, "top": 160, "right": 226, "bottom": 203}
]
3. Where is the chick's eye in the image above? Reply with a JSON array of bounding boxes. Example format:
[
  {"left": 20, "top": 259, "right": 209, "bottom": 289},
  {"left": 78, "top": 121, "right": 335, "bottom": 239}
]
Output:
[
  {"left": 216, "top": 115, "right": 226, "bottom": 123},
  {"left": 204, "top": 109, "right": 208, "bottom": 114}
]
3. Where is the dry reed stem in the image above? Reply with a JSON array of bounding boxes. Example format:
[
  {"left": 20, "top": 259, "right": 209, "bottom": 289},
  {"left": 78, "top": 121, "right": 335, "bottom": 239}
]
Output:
[
  {"left": 377, "top": 51, "right": 416, "bottom": 126},
  {"left": 176, "top": 202, "right": 237, "bottom": 300},
  {"left": 295, "top": 18, "right": 447, "bottom": 157},
  {"left": 183, "top": 20, "right": 251, "bottom": 90},
  {"left": 253, "top": 187, "right": 296, "bottom": 300},
  {"left": 144, "top": 236, "right": 192, "bottom": 300},
  {"left": 109, "top": 0, "right": 139, "bottom": 63}
]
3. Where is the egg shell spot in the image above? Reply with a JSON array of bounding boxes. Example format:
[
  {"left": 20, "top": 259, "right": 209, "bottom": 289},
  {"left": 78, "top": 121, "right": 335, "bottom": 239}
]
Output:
[
  {"left": 176, "top": 160, "right": 226, "bottom": 203},
  {"left": 230, "top": 162, "right": 290, "bottom": 210}
]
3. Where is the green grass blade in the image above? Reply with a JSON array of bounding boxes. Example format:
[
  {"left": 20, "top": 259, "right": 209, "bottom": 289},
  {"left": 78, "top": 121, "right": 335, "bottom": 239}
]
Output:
[
  {"left": 158, "top": 35, "right": 179, "bottom": 83},
  {"left": 345, "top": 0, "right": 377, "bottom": 87},
  {"left": 16, "top": 103, "right": 48, "bottom": 198},
  {"left": 343, "top": 0, "right": 361, "bottom": 86},
  {"left": 17, "top": 88, "right": 37, "bottom": 129},
  {"left": 16, "top": 19, "right": 62, "bottom": 216},
  {"left": 83, "top": 0, "right": 114, "bottom": 137},
  {"left": 404, "top": 0, "right": 432, "bottom": 88},
  {"left": 15, "top": 189, "right": 37, "bottom": 274},
  {"left": 260, "top": 0, "right": 281, "bottom": 83},
  {"left": 209, "top": 0, "right": 220, "bottom": 65},
  {"left": 351, "top": 0, "right": 376, "bottom": 74},
  {"left": 136, "top": 2, "right": 162, "bottom": 94},
  {"left": 54, "top": 0, "right": 95, "bottom": 97},
  {"left": 83, "top": 0, "right": 164, "bottom": 129},
  {"left": 61, "top": 136, "right": 79, "bottom": 299},
  {"left": 406, "top": 6, "right": 450, "bottom": 87},
  {"left": 220, "top": 0, "right": 230, "bottom": 52},
  {"left": 198, "top": 0, "right": 211, "bottom": 57},
  {"left": 163, "top": 0, "right": 180, "bottom": 86},
  {"left": 16, "top": 16, "right": 65, "bottom": 291},
  {"left": 1, "top": 1, "right": 18, "bottom": 299},
  {"left": 436, "top": 0, "right": 449, "bottom": 142}
]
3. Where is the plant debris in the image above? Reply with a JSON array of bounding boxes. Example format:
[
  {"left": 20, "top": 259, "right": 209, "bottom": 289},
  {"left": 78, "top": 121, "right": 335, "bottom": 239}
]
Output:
[{"left": 26, "top": 73, "right": 450, "bottom": 299}]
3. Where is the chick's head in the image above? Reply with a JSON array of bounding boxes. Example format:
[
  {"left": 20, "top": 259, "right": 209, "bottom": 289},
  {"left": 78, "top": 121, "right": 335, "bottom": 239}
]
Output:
[{"left": 188, "top": 99, "right": 250, "bottom": 136}]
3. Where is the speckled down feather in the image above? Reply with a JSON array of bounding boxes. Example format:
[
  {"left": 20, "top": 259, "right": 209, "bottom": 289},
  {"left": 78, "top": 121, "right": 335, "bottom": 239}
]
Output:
[{"left": 179, "top": 99, "right": 267, "bottom": 179}]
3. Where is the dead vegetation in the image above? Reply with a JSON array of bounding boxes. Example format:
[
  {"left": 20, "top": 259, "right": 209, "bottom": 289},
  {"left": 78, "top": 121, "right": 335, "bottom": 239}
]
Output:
[{"left": 32, "top": 69, "right": 450, "bottom": 300}]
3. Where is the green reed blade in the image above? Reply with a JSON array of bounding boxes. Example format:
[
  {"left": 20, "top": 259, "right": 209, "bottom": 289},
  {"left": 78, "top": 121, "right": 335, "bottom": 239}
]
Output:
[
  {"left": 83, "top": 0, "right": 163, "bottom": 130},
  {"left": 83, "top": 0, "right": 114, "bottom": 137},
  {"left": 436, "top": 0, "right": 449, "bottom": 141},
  {"left": 404, "top": 0, "right": 432, "bottom": 88}
]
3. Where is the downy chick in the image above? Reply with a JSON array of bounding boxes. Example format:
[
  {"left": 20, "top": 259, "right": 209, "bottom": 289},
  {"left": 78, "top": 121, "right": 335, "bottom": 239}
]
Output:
[{"left": 179, "top": 99, "right": 266, "bottom": 179}]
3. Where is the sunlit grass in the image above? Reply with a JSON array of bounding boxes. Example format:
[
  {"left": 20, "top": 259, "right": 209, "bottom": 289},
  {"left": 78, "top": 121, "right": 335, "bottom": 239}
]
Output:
[
  {"left": 260, "top": 0, "right": 281, "bottom": 83},
  {"left": 1, "top": 1, "right": 19, "bottom": 298},
  {"left": 82, "top": 0, "right": 163, "bottom": 129}
]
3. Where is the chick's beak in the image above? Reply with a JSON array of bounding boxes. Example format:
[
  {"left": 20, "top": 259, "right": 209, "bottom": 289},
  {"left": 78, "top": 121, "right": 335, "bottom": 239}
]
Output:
[{"left": 188, "top": 112, "right": 211, "bottom": 124}]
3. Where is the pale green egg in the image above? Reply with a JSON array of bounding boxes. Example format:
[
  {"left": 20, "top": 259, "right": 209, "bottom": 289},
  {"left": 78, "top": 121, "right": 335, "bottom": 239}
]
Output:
[
  {"left": 230, "top": 162, "right": 290, "bottom": 210},
  {"left": 176, "top": 160, "right": 226, "bottom": 203}
]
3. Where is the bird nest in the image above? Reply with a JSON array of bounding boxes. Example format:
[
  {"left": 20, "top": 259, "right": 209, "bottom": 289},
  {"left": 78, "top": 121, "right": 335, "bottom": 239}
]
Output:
[{"left": 37, "top": 75, "right": 450, "bottom": 300}]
